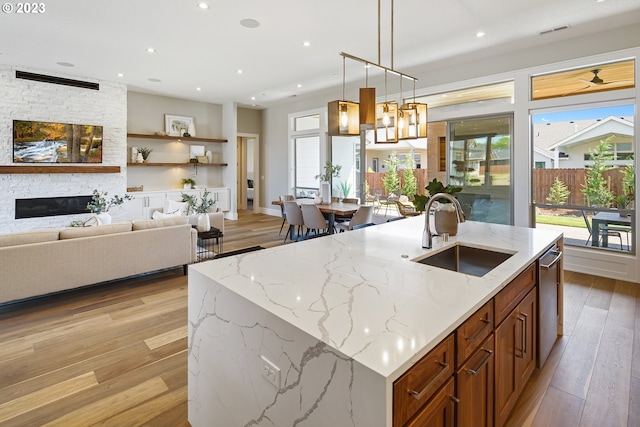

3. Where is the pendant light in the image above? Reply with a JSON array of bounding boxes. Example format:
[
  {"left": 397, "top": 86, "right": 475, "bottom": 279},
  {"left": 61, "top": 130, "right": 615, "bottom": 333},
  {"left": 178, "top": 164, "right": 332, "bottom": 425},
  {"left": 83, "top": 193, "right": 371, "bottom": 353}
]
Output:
[
  {"left": 375, "top": 70, "right": 398, "bottom": 143},
  {"left": 328, "top": 57, "right": 360, "bottom": 136},
  {"left": 400, "top": 80, "right": 428, "bottom": 139},
  {"left": 398, "top": 76, "right": 418, "bottom": 140}
]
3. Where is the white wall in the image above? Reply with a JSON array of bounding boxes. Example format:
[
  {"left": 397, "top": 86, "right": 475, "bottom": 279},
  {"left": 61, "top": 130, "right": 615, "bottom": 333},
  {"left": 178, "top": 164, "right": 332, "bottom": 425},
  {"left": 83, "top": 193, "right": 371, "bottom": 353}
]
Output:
[{"left": 0, "top": 65, "right": 127, "bottom": 232}]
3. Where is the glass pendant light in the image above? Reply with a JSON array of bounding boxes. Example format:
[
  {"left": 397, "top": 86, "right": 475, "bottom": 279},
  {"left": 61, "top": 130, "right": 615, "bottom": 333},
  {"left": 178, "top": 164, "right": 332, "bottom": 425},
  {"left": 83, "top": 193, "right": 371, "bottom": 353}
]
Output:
[
  {"left": 328, "top": 57, "right": 360, "bottom": 136},
  {"left": 375, "top": 70, "right": 398, "bottom": 143},
  {"left": 400, "top": 80, "right": 428, "bottom": 139}
]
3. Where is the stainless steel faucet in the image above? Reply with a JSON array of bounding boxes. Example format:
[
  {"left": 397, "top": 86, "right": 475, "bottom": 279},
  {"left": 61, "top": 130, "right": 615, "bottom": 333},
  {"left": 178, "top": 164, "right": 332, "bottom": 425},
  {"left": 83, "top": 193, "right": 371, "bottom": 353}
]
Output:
[{"left": 422, "top": 193, "right": 466, "bottom": 249}]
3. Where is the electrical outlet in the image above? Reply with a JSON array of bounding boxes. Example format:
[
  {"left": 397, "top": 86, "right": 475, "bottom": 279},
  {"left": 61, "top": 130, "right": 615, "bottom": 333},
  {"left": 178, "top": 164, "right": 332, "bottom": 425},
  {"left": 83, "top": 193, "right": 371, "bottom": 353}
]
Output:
[{"left": 260, "top": 355, "right": 281, "bottom": 389}]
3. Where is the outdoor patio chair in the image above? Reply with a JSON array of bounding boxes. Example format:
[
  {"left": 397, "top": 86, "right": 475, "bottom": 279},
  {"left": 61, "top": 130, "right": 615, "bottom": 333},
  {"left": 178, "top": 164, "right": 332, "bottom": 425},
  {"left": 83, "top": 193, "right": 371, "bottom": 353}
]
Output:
[{"left": 582, "top": 210, "right": 629, "bottom": 250}]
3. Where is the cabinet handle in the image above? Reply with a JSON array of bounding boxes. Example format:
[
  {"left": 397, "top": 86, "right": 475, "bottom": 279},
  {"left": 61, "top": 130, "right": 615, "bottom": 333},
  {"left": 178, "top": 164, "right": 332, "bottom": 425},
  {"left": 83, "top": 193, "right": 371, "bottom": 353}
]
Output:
[
  {"left": 521, "top": 312, "right": 528, "bottom": 354},
  {"left": 408, "top": 361, "right": 450, "bottom": 400},
  {"left": 516, "top": 314, "right": 526, "bottom": 358},
  {"left": 466, "top": 348, "right": 493, "bottom": 376},
  {"left": 450, "top": 395, "right": 460, "bottom": 422},
  {"left": 465, "top": 318, "right": 491, "bottom": 343}
]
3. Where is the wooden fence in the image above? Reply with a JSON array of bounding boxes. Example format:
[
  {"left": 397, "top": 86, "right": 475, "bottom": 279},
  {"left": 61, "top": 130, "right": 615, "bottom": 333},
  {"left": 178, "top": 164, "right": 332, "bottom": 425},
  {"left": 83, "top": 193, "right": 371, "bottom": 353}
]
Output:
[
  {"left": 533, "top": 168, "right": 625, "bottom": 206},
  {"left": 366, "top": 169, "right": 429, "bottom": 195}
]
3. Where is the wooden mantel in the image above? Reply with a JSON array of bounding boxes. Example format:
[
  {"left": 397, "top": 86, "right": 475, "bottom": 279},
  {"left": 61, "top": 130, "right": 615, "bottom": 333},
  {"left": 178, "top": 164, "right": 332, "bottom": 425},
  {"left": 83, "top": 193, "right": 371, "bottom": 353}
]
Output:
[{"left": 0, "top": 165, "right": 121, "bottom": 174}]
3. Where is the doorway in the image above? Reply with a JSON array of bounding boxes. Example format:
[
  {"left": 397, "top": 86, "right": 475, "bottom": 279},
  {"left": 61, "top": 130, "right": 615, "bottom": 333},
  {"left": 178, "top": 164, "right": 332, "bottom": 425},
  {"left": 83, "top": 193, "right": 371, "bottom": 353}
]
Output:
[{"left": 237, "top": 135, "right": 259, "bottom": 211}]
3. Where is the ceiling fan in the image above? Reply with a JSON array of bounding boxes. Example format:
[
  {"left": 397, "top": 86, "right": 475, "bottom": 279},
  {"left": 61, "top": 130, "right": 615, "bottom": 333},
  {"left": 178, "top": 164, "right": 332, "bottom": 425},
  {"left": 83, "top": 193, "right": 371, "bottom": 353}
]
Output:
[{"left": 567, "top": 68, "right": 633, "bottom": 95}]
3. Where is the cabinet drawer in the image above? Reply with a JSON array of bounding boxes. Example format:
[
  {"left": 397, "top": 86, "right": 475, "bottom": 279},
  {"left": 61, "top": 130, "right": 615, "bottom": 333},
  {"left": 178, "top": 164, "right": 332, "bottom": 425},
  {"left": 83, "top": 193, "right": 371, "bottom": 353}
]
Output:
[
  {"left": 394, "top": 334, "right": 455, "bottom": 427},
  {"left": 494, "top": 262, "right": 536, "bottom": 325},
  {"left": 456, "top": 299, "right": 494, "bottom": 367},
  {"left": 404, "top": 377, "right": 456, "bottom": 427}
]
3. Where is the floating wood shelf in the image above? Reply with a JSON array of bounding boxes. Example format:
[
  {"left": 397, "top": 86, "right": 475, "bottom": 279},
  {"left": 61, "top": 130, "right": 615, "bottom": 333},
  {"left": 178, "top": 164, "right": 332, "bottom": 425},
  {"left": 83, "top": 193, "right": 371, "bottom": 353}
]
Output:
[
  {"left": 0, "top": 165, "right": 121, "bottom": 174},
  {"left": 127, "top": 162, "right": 228, "bottom": 167},
  {"left": 127, "top": 133, "right": 227, "bottom": 143}
]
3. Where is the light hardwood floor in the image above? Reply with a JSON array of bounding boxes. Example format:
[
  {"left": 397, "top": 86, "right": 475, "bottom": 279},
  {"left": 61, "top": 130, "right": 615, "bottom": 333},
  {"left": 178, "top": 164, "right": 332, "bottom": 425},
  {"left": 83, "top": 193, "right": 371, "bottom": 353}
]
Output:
[{"left": 0, "top": 210, "right": 638, "bottom": 426}]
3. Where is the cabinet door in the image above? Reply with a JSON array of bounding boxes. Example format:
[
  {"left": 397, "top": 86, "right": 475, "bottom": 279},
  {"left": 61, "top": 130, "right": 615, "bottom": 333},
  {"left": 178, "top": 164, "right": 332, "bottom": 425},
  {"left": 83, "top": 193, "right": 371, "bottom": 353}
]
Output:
[
  {"left": 405, "top": 377, "right": 456, "bottom": 427},
  {"left": 209, "top": 188, "right": 230, "bottom": 211},
  {"left": 457, "top": 334, "right": 494, "bottom": 427},
  {"left": 125, "top": 194, "right": 146, "bottom": 220},
  {"left": 494, "top": 310, "right": 518, "bottom": 427},
  {"left": 495, "top": 289, "right": 537, "bottom": 427},
  {"left": 517, "top": 289, "right": 537, "bottom": 387}
]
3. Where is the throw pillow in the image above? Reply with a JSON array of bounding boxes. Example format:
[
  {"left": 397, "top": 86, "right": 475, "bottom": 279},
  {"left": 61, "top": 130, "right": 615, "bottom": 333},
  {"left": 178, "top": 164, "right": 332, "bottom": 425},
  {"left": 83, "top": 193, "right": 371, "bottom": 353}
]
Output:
[
  {"left": 152, "top": 210, "right": 179, "bottom": 220},
  {"left": 166, "top": 199, "right": 188, "bottom": 215}
]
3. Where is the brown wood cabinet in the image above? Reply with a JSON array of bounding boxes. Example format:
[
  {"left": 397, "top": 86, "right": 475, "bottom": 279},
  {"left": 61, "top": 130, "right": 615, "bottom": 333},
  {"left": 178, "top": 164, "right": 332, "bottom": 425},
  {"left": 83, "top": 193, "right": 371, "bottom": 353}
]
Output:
[
  {"left": 405, "top": 377, "right": 457, "bottom": 427},
  {"left": 394, "top": 334, "right": 455, "bottom": 427},
  {"left": 494, "top": 288, "right": 537, "bottom": 427},
  {"left": 456, "top": 334, "right": 494, "bottom": 427}
]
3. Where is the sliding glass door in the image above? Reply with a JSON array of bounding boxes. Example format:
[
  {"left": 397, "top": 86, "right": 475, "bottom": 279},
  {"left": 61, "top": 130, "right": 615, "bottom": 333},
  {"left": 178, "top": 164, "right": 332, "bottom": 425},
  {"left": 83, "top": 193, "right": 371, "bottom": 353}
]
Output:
[{"left": 448, "top": 115, "right": 513, "bottom": 224}]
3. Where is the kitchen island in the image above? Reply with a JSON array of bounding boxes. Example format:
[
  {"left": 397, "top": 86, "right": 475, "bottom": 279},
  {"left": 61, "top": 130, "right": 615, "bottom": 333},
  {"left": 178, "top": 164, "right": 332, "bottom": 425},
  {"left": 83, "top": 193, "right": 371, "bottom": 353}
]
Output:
[{"left": 188, "top": 217, "right": 562, "bottom": 426}]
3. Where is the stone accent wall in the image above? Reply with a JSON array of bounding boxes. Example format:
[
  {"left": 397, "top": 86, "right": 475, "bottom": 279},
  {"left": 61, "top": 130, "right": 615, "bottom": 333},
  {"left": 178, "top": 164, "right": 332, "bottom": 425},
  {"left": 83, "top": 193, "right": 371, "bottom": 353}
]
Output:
[{"left": 0, "top": 65, "right": 128, "bottom": 232}]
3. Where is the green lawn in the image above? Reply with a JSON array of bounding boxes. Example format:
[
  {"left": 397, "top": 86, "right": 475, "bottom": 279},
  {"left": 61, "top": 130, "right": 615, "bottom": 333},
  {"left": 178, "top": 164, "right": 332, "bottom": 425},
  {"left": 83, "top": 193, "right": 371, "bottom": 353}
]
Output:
[{"left": 536, "top": 214, "right": 586, "bottom": 228}]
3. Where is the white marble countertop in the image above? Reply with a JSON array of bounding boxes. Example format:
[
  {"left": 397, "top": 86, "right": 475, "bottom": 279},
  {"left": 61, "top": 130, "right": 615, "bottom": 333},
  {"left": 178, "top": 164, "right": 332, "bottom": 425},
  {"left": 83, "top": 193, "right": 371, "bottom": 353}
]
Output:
[{"left": 190, "top": 217, "right": 561, "bottom": 381}]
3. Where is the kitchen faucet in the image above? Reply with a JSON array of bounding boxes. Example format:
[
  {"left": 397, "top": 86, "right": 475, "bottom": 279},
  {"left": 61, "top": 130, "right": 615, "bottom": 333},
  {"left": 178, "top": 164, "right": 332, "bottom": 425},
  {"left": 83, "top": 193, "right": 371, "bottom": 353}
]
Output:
[{"left": 422, "top": 193, "right": 466, "bottom": 249}]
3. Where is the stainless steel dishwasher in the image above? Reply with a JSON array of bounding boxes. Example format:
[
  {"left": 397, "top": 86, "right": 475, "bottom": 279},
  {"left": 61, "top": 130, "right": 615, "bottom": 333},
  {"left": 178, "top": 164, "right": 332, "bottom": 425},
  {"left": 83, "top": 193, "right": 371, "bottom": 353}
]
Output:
[{"left": 538, "top": 245, "right": 562, "bottom": 367}]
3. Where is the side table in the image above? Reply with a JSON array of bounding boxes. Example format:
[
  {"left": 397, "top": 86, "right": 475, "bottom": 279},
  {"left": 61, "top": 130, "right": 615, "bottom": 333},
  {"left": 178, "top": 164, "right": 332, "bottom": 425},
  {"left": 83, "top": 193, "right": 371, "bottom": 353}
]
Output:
[{"left": 195, "top": 226, "right": 223, "bottom": 261}]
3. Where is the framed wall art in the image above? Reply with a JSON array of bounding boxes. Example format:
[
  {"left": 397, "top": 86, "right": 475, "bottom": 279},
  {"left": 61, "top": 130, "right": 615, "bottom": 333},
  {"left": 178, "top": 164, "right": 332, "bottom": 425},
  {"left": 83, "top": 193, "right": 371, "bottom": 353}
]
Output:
[{"left": 165, "top": 114, "right": 196, "bottom": 137}]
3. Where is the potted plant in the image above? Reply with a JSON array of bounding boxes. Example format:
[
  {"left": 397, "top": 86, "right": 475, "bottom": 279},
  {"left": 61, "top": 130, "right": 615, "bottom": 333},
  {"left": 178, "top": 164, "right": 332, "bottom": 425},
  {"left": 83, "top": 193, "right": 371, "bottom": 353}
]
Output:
[
  {"left": 337, "top": 180, "right": 352, "bottom": 200},
  {"left": 137, "top": 147, "right": 153, "bottom": 162},
  {"left": 182, "top": 189, "right": 215, "bottom": 231},
  {"left": 414, "top": 178, "right": 463, "bottom": 236},
  {"left": 181, "top": 178, "right": 196, "bottom": 189},
  {"left": 315, "top": 161, "right": 341, "bottom": 203},
  {"left": 86, "top": 189, "right": 134, "bottom": 225}
]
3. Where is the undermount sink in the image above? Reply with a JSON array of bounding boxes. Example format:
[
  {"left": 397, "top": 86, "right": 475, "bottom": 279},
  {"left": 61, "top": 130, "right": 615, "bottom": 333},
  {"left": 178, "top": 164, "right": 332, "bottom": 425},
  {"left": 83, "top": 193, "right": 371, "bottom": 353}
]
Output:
[{"left": 413, "top": 244, "right": 514, "bottom": 277}]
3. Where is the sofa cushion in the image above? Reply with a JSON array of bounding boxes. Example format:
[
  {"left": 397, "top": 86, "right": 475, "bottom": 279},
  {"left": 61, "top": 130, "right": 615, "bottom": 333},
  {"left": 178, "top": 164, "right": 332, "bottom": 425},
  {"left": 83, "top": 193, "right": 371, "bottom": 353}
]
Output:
[
  {"left": 132, "top": 216, "right": 189, "bottom": 230},
  {"left": 59, "top": 222, "right": 133, "bottom": 239},
  {"left": 164, "top": 198, "right": 189, "bottom": 215},
  {"left": 0, "top": 229, "right": 60, "bottom": 247}
]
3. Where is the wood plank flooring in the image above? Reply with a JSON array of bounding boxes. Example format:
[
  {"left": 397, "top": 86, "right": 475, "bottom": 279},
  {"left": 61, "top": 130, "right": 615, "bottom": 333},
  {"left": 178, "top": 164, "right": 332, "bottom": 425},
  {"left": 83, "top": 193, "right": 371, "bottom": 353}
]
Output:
[{"left": 0, "top": 210, "right": 638, "bottom": 426}]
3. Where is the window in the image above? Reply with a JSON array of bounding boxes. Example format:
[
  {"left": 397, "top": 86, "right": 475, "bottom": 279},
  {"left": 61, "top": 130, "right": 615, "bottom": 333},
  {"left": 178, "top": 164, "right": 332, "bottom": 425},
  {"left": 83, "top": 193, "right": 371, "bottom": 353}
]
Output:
[
  {"left": 532, "top": 104, "right": 635, "bottom": 253},
  {"left": 294, "top": 136, "right": 320, "bottom": 197}
]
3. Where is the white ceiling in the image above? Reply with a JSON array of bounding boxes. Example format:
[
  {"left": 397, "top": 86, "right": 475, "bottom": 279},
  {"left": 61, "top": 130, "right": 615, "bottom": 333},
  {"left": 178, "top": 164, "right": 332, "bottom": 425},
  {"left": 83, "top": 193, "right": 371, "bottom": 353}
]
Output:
[{"left": 1, "top": 0, "right": 639, "bottom": 109}]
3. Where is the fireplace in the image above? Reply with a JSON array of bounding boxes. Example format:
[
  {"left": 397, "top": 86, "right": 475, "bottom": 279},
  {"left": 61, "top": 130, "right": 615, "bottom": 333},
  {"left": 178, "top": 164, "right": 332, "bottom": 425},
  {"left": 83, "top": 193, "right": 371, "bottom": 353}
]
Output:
[{"left": 15, "top": 195, "right": 92, "bottom": 219}]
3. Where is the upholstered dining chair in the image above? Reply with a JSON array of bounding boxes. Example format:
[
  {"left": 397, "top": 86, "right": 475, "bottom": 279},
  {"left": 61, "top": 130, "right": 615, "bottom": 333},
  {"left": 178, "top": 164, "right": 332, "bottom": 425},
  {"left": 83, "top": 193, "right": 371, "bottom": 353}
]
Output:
[
  {"left": 278, "top": 195, "right": 295, "bottom": 235},
  {"left": 342, "top": 198, "right": 359, "bottom": 204},
  {"left": 336, "top": 205, "right": 374, "bottom": 232},
  {"left": 283, "top": 201, "right": 304, "bottom": 242},
  {"left": 300, "top": 204, "right": 330, "bottom": 237}
]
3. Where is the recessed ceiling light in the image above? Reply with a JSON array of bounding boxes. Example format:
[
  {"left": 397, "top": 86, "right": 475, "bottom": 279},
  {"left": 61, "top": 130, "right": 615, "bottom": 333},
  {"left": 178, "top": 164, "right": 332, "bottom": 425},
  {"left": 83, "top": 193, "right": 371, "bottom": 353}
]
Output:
[
  {"left": 297, "top": 84, "right": 302, "bottom": 88},
  {"left": 148, "top": 78, "right": 161, "bottom": 82},
  {"left": 237, "top": 69, "right": 243, "bottom": 74},
  {"left": 198, "top": 2, "right": 209, "bottom": 9},
  {"left": 240, "top": 18, "right": 260, "bottom": 28},
  {"left": 117, "top": 73, "right": 125, "bottom": 78},
  {"left": 303, "top": 41, "right": 311, "bottom": 47},
  {"left": 251, "top": 96, "right": 256, "bottom": 100},
  {"left": 56, "top": 62, "right": 75, "bottom": 67},
  {"left": 196, "top": 87, "right": 201, "bottom": 91},
  {"left": 476, "top": 31, "right": 485, "bottom": 38},
  {"left": 146, "top": 47, "right": 155, "bottom": 53}
]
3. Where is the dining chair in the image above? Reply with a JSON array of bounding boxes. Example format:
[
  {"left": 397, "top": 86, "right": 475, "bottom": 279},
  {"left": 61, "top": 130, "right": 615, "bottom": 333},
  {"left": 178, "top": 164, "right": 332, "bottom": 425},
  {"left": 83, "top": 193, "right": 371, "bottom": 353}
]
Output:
[
  {"left": 343, "top": 198, "right": 359, "bottom": 204},
  {"left": 283, "top": 201, "right": 304, "bottom": 242},
  {"left": 336, "top": 205, "right": 374, "bottom": 232},
  {"left": 300, "top": 203, "right": 330, "bottom": 237},
  {"left": 278, "top": 195, "right": 295, "bottom": 235},
  {"left": 396, "top": 201, "right": 421, "bottom": 217}
]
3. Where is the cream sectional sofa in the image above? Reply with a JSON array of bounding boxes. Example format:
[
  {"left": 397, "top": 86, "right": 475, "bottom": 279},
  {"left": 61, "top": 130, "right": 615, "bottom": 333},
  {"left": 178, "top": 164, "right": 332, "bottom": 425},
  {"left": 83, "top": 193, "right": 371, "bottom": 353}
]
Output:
[{"left": 0, "top": 216, "right": 202, "bottom": 304}]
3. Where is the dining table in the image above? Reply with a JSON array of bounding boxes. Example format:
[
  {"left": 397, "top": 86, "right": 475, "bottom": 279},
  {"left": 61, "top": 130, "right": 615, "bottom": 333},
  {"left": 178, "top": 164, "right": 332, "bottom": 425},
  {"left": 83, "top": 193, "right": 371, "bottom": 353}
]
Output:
[
  {"left": 591, "top": 210, "right": 632, "bottom": 247},
  {"left": 272, "top": 198, "right": 361, "bottom": 238}
]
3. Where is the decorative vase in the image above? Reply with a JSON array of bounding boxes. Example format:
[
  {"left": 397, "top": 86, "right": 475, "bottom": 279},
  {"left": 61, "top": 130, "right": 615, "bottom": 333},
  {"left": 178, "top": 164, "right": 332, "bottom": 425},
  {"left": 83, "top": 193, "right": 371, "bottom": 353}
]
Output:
[
  {"left": 434, "top": 203, "right": 458, "bottom": 236},
  {"left": 320, "top": 181, "right": 330, "bottom": 204},
  {"left": 96, "top": 212, "right": 112, "bottom": 226},
  {"left": 131, "top": 147, "right": 138, "bottom": 163},
  {"left": 136, "top": 153, "right": 144, "bottom": 163},
  {"left": 196, "top": 213, "right": 210, "bottom": 232},
  {"left": 206, "top": 150, "right": 213, "bottom": 163}
]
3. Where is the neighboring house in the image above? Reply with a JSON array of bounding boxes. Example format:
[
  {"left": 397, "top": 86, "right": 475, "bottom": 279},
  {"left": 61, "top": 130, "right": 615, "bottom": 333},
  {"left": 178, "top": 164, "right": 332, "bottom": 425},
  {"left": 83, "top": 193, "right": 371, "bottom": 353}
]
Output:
[
  {"left": 534, "top": 146, "right": 556, "bottom": 169},
  {"left": 545, "top": 116, "right": 635, "bottom": 168}
]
